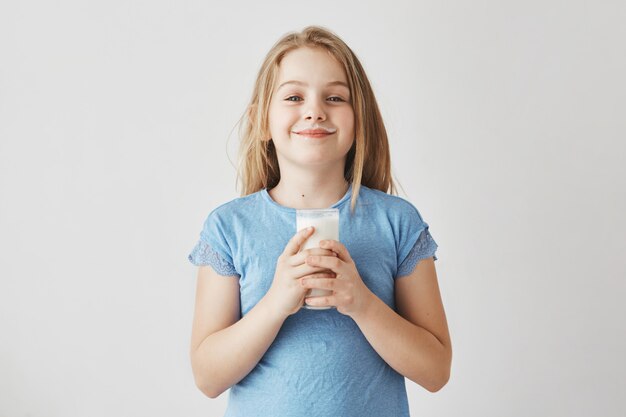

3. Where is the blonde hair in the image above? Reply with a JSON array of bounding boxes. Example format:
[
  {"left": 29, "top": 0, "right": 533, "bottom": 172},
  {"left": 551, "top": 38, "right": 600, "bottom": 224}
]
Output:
[{"left": 236, "top": 25, "right": 397, "bottom": 213}]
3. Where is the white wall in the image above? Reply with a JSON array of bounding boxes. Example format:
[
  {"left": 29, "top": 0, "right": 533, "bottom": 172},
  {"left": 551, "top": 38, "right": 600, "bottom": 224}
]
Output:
[{"left": 1, "top": 1, "right": 624, "bottom": 416}]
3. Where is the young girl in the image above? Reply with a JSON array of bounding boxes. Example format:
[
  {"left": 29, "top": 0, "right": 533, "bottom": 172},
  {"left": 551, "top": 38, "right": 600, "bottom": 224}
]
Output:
[{"left": 188, "top": 26, "right": 451, "bottom": 417}]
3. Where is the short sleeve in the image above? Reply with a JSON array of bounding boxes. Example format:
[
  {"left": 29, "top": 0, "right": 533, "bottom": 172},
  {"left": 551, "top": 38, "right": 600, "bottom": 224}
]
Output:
[
  {"left": 396, "top": 228, "right": 438, "bottom": 278},
  {"left": 187, "top": 210, "right": 240, "bottom": 277},
  {"left": 394, "top": 203, "right": 439, "bottom": 279}
]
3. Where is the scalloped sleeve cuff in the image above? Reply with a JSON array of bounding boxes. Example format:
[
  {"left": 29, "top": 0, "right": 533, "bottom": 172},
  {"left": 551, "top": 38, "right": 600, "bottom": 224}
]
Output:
[
  {"left": 188, "top": 240, "right": 240, "bottom": 277},
  {"left": 396, "top": 228, "right": 438, "bottom": 278}
]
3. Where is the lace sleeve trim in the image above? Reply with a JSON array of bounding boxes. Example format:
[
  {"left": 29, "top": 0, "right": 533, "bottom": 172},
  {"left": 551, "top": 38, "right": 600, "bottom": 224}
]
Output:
[
  {"left": 188, "top": 240, "right": 239, "bottom": 277},
  {"left": 396, "top": 228, "right": 439, "bottom": 278}
]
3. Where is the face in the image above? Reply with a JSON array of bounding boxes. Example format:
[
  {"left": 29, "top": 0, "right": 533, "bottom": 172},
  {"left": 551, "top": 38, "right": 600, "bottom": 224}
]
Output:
[{"left": 267, "top": 47, "right": 355, "bottom": 171}]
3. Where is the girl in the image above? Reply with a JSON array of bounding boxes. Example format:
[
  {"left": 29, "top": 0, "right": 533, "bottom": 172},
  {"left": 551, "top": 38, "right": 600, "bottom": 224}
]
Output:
[{"left": 188, "top": 26, "right": 452, "bottom": 417}]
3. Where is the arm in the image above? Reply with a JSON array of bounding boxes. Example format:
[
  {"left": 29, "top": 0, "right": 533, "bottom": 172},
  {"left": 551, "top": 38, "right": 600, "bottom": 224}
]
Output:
[
  {"left": 189, "top": 228, "right": 334, "bottom": 398},
  {"left": 302, "top": 241, "right": 452, "bottom": 393},
  {"left": 352, "top": 257, "right": 452, "bottom": 392},
  {"left": 189, "top": 265, "right": 286, "bottom": 398}
]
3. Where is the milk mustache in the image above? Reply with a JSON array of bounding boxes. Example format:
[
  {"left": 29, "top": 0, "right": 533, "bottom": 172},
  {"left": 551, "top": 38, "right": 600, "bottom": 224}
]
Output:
[{"left": 296, "top": 208, "right": 339, "bottom": 310}]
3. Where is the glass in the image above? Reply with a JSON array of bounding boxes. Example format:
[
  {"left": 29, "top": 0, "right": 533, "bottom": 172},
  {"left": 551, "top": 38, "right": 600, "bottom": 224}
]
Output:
[{"left": 296, "top": 208, "right": 339, "bottom": 310}]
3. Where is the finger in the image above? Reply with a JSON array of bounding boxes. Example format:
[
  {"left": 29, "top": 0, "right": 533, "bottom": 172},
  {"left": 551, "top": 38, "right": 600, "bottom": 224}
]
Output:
[
  {"left": 305, "top": 295, "right": 336, "bottom": 307},
  {"left": 305, "top": 271, "right": 337, "bottom": 279},
  {"left": 305, "top": 254, "right": 343, "bottom": 272},
  {"left": 291, "top": 263, "right": 330, "bottom": 279},
  {"left": 298, "top": 276, "right": 336, "bottom": 293},
  {"left": 319, "top": 240, "right": 352, "bottom": 263},
  {"left": 289, "top": 248, "right": 337, "bottom": 266},
  {"left": 284, "top": 227, "right": 315, "bottom": 256},
  {"left": 301, "top": 278, "right": 339, "bottom": 290},
  {"left": 306, "top": 248, "right": 339, "bottom": 257}
]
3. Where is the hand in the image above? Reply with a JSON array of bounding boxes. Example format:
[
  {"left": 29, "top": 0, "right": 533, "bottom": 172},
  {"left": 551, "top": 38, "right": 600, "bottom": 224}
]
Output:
[
  {"left": 265, "top": 227, "right": 339, "bottom": 319},
  {"left": 301, "top": 239, "right": 375, "bottom": 317}
]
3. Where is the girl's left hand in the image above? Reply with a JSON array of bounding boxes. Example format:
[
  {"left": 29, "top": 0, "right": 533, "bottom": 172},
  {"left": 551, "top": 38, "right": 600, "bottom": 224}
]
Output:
[{"left": 301, "top": 239, "right": 374, "bottom": 317}]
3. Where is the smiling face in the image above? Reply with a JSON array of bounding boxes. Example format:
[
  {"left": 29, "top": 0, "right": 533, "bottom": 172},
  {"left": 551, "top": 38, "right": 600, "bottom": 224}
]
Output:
[{"left": 267, "top": 47, "right": 355, "bottom": 171}]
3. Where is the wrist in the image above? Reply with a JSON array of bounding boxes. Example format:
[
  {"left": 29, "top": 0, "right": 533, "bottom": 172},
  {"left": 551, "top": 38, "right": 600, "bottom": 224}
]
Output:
[
  {"left": 260, "top": 290, "right": 290, "bottom": 323},
  {"left": 349, "top": 287, "right": 378, "bottom": 322}
]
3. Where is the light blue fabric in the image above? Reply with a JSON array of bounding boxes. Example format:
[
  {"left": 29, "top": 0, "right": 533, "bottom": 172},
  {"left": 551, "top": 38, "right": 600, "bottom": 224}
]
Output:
[{"left": 188, "top": 184, "right": 438, "bottom": 417}]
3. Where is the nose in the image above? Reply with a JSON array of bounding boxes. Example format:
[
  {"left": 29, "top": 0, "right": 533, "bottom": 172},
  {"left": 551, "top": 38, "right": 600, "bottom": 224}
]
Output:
[{"left": 303, "top": 97, "right": 326, "bottom": 121}]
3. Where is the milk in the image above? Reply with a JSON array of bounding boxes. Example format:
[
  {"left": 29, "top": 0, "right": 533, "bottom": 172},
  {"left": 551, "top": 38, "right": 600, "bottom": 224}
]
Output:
[{"left": 296, "top": 208, "right": 339, "bottom": 310}]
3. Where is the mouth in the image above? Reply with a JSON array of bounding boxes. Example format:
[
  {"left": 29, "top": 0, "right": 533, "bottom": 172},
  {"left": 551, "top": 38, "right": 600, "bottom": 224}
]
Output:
[
  {"left": 295, "top": 132, "right": 333, "bottom": 138},
  {"left": 293, "top": 128, "right": 337, "bottom": 138}
]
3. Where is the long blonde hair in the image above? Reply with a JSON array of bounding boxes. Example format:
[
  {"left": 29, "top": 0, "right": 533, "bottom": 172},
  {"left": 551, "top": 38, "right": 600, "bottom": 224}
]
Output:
[{"left": 236, "top": 25, "right": 397, "bottom": 213}]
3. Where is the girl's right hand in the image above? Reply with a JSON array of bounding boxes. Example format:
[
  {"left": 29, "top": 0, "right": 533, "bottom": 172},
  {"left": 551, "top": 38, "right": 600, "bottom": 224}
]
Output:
[{"left": 265, "top": 227, "right": 337, "bottom": 319}]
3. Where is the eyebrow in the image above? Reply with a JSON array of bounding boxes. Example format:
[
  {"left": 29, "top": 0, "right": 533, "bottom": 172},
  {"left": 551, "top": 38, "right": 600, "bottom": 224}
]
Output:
[{"left": 277, "top": 80, "right": 350, "bottom": 91}]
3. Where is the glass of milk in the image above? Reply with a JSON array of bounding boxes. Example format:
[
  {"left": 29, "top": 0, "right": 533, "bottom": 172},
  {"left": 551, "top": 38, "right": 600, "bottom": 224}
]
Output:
[{"left": 296, "top": 208, "right": 339, "bottom": 310}]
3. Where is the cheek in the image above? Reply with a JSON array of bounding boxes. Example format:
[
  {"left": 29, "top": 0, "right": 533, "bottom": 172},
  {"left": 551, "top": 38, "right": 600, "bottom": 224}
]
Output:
[
  {"left": 268, "top": 112, "right": 285, "bottom": 135},
  {"left": 269, "top": 106, "right": 296, "bottom": 128},
  {"left": 340, "top": 109, "right": 355, "bottom": 133}
]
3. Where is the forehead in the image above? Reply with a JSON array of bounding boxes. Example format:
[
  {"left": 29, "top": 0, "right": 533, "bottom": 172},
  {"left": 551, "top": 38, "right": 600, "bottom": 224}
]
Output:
[{"left": 276, "top": 47, "right": 348, "bottom": 85}]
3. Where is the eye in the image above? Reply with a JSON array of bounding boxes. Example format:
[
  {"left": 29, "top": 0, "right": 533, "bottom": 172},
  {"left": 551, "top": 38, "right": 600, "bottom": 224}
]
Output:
[
  {"left": 285, "top": 96, "right": 302, "bottom": 102},
  {"left": 328, "top": 96, "right": 345, "bottom": 102}
]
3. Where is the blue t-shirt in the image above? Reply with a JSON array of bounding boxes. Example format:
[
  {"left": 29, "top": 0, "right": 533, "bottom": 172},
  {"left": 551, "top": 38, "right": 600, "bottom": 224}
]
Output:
[{"left": 188, "top": 184, "right": 438, "bottom": 417}]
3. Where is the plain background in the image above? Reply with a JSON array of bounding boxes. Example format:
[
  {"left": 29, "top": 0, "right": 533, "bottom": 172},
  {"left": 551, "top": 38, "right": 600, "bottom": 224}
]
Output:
[{"left": 1, "top": 1, "right": 625, "bottom": 416}]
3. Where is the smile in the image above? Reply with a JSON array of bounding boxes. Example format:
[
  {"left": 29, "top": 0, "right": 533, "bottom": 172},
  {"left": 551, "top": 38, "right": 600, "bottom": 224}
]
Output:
[{"left": 294, "top": 132, "right": 333, "bottom": 138}]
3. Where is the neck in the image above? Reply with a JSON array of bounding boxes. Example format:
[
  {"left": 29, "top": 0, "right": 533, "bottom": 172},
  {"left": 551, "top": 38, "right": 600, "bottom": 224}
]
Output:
[{"left": 268, "top": 172, "right": 350, "bottom": 210}]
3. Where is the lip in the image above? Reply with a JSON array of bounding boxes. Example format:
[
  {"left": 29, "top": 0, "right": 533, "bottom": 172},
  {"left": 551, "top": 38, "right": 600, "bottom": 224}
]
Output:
[{"left": 293, "top": 128, "right": 336, "bottom": 138}]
